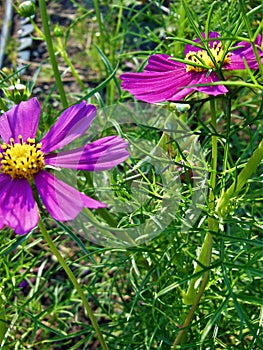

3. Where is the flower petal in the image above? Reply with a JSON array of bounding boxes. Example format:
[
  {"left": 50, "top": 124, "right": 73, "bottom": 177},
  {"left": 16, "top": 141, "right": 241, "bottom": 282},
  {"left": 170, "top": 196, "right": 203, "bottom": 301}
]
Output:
[
  {"left": 144, "top": 54, "right": 181, "bottom": 72},
  {"left": 0, "top": 98, "right": 40, "bottom": 143},
  {"left": 193, "top": 71, "right": 228, "bottom": 95},
  {"left": 44, "top": 135, "right": 129, "bottom": 171},
  {"left": 34, "top": 171, "right": 106, "bottom": 222},
  {"left": 40, "top": 102, "right": 97, "bottom": 153},
  {"left": 0, "top": 174, "right": 39, "bottom": 234},
  {"left": 227, "top": 34, "right": 263, "bottom": 70},
  {"left": 120, "top": 55, "right": 195, "bottom": 103}
]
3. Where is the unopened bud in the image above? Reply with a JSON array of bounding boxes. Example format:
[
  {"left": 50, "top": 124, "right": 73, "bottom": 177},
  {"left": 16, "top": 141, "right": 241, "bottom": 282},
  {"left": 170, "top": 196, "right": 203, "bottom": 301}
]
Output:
[
  {"left": 4, "top": 83, "right": 31, "bottom": 103},
  {"left": 54, "top": 24, "right": 64, "bottom": 37},
  {"left": 18, "top": 1, "right": 36, "bottom": 18}
]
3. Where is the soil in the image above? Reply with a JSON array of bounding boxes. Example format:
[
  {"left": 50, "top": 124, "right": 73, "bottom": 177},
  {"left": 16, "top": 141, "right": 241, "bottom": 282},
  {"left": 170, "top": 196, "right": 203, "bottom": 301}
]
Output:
[{"left": 3, "top": 0, "right": 99, "bottom": 104}]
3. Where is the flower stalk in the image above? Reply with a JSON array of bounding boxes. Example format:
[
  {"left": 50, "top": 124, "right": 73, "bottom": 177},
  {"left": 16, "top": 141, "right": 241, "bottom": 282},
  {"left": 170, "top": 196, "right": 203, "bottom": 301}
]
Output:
[
  {"left": 0, "top": 292, "right": 8, "bottom": 349},
  {"left": 93, "top": 0, "right": 105, "bottom": 53},
  {"left": 176, "top": 99, "right": 218, "bottom": 345},
  {"left": 0, "top": 255, "right": 9, "bottom": 349},
  {"left": 56, "top": 37, "right": 86, "bottom": 91},
  {"left": 38, "top": 218, "right": 109, "bottom": 350},
  {"left": 183, "top": 99, "right": 217, "bottom": 305},
  {"left": 38, "top": 0, "right": 68, "bottom": 108},
  {"left": 216, "top": 137, "right": 263, "bottom": 216}
]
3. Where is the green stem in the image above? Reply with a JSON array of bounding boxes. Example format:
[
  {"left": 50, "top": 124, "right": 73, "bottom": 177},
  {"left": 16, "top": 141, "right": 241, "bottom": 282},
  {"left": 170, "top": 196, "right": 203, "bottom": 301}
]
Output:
[
  {"left": 176, "top": 99, "right": 218, "bottom": 345},
  {"left": 181, "top": 230, "right": 213, "bottom": 307},
  {"left": 174, "top": 0, "right": 186, "bottom": 56},
  {"left": 29, "top": 17, "right": 45, "bottom": 39},
  {"left": 172, "top": 267, "right": 210, "bottom": 347},
  {"left": 220, "top": 97, "right": 231, "bottom": 197},
  {"left": 216, "top": 137, "right": 263, "bottom": 216},
  {"left": 57, "top": 38, "right": 86, "bottom": 91},
  {"left": 38, "top": 218, "right": 109, "bottom": 350},
  {"left": 0, "top": 256, "right": 8, "bottom": 350},
  {"left": 107, "top": 1, "right": 123, "bottom": 104},
  {"left": 93, "top": 0, "right": 105, "bottom": 52},
  {"left": 38, "top": 0, "right": 68, "bottom": 108},
  {"left": 115, "top": 1, "right": 123, "bottom": 38},
  {"left": 209, "top": 98, "right": 218, "bottom": 201},
  {"left": 0, "top": 293, "right": 7, "bottom": 349},
  {"left": 183, "top": 99, "right": 217, "bottom": 305}
]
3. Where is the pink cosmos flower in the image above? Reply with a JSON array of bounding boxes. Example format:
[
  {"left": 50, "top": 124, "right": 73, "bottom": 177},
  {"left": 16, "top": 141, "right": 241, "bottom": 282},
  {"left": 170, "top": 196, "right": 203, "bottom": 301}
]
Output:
[
  {"left": 0, "top": 98, "right": 129, "bottom": 235},
  {"left": 120, "top": 32, "right": 263, "bottom": 103}
]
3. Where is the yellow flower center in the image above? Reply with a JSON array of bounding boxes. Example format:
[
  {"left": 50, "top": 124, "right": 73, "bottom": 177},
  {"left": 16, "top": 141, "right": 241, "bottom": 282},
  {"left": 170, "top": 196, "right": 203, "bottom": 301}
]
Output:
[
  {"left": 185, "top": 41, "right": 231, "bottom": 72},
  {"left": 0, "top": 135, "right": 45, "bottom": 179}
]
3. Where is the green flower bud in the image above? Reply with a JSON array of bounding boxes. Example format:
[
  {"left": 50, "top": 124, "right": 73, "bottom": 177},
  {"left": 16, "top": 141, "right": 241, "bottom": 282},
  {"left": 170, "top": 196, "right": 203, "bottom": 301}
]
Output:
[
  {"left": 169, "top": 102, "right": 191, "bottom": 113},
  {"left": 18, "top": 1, "right": 36, "bottom": 18},
  {"left": 4, "top": 83, "right": 31, "bottom": 104},
  {"left": 53, "top": 24, "right": 64, "bottom": 38}
]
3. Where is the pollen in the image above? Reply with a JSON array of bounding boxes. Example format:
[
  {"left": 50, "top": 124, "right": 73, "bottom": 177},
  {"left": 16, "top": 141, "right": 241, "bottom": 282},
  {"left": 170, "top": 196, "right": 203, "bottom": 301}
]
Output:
[
  {"left": 185, "top": 41, "right": 231, "bottom": 72},
  {"left": 0, "top": 135, "right": 45, "bottom": 179}
]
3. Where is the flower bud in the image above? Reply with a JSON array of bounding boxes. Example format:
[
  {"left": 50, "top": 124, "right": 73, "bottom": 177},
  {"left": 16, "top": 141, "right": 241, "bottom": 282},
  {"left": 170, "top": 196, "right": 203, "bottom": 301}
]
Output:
[
  {"left": 18, "top": 1, "right": 36, "bottom": 18},
  {"left": 53, "top": 24, "right": 64, "bottom": 38},
  {"left": 169, "top": 103, "right": 191, "bottom": 113},
  {"left": 4, "top": 83, "right": 31, "bottom": 104}
]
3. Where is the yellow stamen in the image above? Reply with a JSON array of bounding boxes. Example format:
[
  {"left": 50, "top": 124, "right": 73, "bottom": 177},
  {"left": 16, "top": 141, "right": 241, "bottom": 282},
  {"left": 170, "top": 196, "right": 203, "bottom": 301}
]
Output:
[
  {"left": 185, "top": 41, "right": 231, "bottom": 72},
  {"left": 0, "top": 136, "right": 45, "bottom": 179}
]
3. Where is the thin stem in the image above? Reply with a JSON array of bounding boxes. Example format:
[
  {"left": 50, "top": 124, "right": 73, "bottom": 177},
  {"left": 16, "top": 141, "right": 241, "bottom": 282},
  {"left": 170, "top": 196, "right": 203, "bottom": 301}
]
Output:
[
  {"left": 107, "top": 1, "right": 124, "bottom": 104},
  {"left": 29, "top": 17, "right": 45, "bottom": 39},
  {"left": 0, "top": 256, "right": 8, "bottom": 350},
  {"left": 57, "top": 38, "right": 86, "bottom": 91},
  {"left": 172, "top": 268, "right": 210, "bottom": 347},
  {"left": 183, "top": 99, "right": 217, "bottom": 305},
  {"left": 181, "top": 231, "right": 213, "bottom": 305},
  {"left": 38, "top": 218, "right": 109, "bottom": 350},
  {"left": 216, "top": 137, "right": 263, "bottom": 216},
  {"left": 93, "top": 0, "right": 105, "bottom": 52},
  {"left": 220, "top": 97, "right": 231, "bottom": 197},
  {"left": 176, "top": 99, "right": 218, "bottom": 345},
  {"left": 38, "top": 0, "right": 68, "bottom": 108},
  {"left": 0, "top": 293, "right": 8, "bottom": 349},
  {"left": 209, "top": 99, "right": 218, "bottom": 198},
  {"left": 174, "top": 0, "right": 186, "bottom": 56}
]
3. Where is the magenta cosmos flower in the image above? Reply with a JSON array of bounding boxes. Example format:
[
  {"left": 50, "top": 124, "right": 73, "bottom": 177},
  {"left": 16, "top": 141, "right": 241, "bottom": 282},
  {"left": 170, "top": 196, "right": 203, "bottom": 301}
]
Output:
[
  {"left": 0, "top": 98, "right": 129, "bottom": 234},
  {"left": 120, "top": 32, "right": 263, "bottom": 103}
]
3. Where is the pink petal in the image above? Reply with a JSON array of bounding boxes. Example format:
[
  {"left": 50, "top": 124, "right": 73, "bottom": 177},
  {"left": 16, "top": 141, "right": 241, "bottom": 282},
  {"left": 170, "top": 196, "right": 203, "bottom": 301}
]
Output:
[
  {"left": 34, "top": 171, "right": 106, "bottom": 222},
  {"left": 120, "top": 56, "right": 195, "bottom": 103},
  {"left": 0, "top": 174, "right": 39, "bottom": 234},
  {"left": 120, "top": 50, "right": 229, "bottom": 102},
  {"left": 44, "top": 136, "right": 129, "bottom": 171},
  {"left": 0, "top": 98, "right": 40, "bottom": 143},
  {"left": 144, "top": 54, "right": 182, "bottom": 72},
  {"left": 227, "top": 34, "right": 263, "bottom": 70},
  {"left": 193, "top": 71, "right": 228, "bottom": 96},
  {"left": 167, "top": 87, "right": 195, "bottom": 101},
  {"left": 40, "top": 102, "right": 97, "bottom": 153}
]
